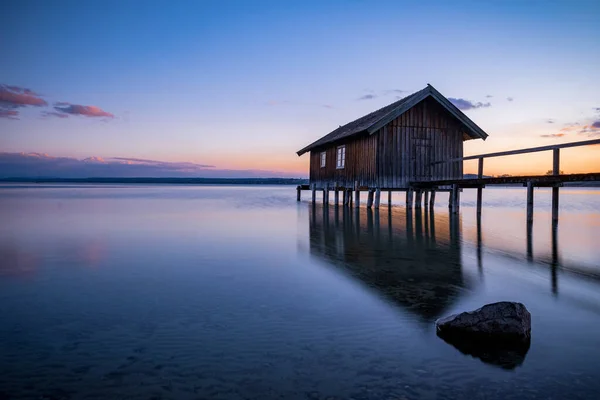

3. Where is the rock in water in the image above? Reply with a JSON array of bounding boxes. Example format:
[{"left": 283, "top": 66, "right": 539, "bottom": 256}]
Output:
[
  {"left": 435, "top": 302, "right": 531, "bottom": 369},
  {"left": 436, "top": 302, "right": 531, "bottom": 343}
]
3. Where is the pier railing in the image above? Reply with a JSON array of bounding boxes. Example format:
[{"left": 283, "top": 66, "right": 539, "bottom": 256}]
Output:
[
  {"left": 423, "top": 138, "right": 600, "bottom": 221},
  {"left": 431, "top": 138, "right": 600, "bottom": 180}
]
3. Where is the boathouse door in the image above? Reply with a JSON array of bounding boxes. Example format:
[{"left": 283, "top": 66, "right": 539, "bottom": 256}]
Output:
[{"left": 412, "top": 136, "right": 432, "bottom": 181}]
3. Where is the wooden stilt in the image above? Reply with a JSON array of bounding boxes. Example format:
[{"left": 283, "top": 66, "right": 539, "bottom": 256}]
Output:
[
  {"left": 296, "top": 186, "right": 301, "bottom": 202},
  {"left": 423, "top": 191, "right": 429, "bottom": 207},
  {"left": 448, "top": 190, "right": 453, "bottom": 209},
  {"left": 552, "top": 148, "right": 560, "bottom": 223},
  {"left": 354, "top": 181, "right": 360, "bottom": 208},
  {"left": 366, "top": 189, "right": 374, "bottom": 208},
  {"left": 415, "top": 190, "right": 422, "bottom": 209},
  {"left": 526, "top": 181, "right": 534, "bottom": 223},
  {"left": 349, "top": 189, "right": 353, "bottom": 207},
  {"left": 311, "top": 183, "right": 316, "bottom": 204},
  {"left": 374, "top": 188, "right": 381, "bottom": 209},
  {"left": 388, "top": 190, "right": 392, "bottom": 206},
  {"left": 406, "top": 189, "right": 414, "bottom": 209},
  {"left": 323, "top": 183, "right": 329, "bottom": 205},
  {"left": 451, "top": 184, "right": 460, "bottom": 214},
  {"left": 343, "top": 189, "right": 349, "bottom": 206},
  {"left": 429, "top": 190, "right": 436, "bottom": 210},
  {"left": 334, "top": 187, "right": 339, "bottom": 206}
]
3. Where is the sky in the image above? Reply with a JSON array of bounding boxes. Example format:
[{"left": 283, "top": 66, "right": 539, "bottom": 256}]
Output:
[{"left": 1, "top": 0, "right": 600, "bottom": 178}]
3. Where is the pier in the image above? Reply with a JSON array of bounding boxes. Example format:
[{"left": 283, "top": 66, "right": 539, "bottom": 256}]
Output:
[{"left": 297, "top": 138, "right": 600, "bottom": 225}]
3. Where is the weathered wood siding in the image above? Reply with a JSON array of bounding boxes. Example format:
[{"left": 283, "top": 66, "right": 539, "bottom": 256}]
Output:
[
  {"left": 309, "top": 97, "right": 465, "bottom": 189},
  {"left": 309, "top": 134, "right": 377, "bottom": 188},
  {"left": 376, "top": 97, "right": 464, "bottom": 188}
]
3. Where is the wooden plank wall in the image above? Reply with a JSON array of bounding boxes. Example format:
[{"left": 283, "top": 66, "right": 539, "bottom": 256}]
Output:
[
  {"left": 376, "top": 97, "right": 464, "bottom": 188},
  {"left": 309, "top": 134, "right": 377, "bottom": 188}
]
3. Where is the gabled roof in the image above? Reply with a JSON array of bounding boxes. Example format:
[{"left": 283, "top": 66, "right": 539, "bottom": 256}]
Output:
[{"left": 297, "top": 84, "right": 489, "bottom": 156}]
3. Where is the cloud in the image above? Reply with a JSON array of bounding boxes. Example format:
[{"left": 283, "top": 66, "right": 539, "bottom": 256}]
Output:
[
  {"left": 448, "top": 98, "right": 491, "bottom": 111},
  {"left": 53, "top": 103, "right": 114, "bottom": 118},
  {"left": 485, "top": 95, "right": 493, "bottom": 98},
  {"left": 358, "top": 94, "right": 377, "bottom": 100},
  {"left": 0, "top": 152, "right": 303, "bottom": 179},
  {"left": 540, "top": 133, "right": 565, "bottom": 138},
  {"left": 41, "top": 111, "right": 69, "bottom": 119},
  {"left": 0, "top": 84, "right": 48, "bottom": 119},
  {"left": 0, "top": 110, "right": 19, "bottom": 119},
  {"left": 382, "top": 89, "right": 405, "bottom": 96},
  {"left": 267, "top": 100, "right": 333, "bottom": 109},
  {"left": 507, "top": 97, "right": 514, "bottom": 102},
  {"left": 0, "top": 84, "right": 47, "bottom": 108},
  {"left": 546, "top": 119, "right": 555, "bottom": 124},
  {"left": 108, "top": 157, "right": 215, "bottom": 168},
  {"left": 559, "top": 119, "right": 600, "bottom": 137}
]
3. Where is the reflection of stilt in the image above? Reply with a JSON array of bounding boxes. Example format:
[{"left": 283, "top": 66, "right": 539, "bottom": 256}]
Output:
[
  {"left": 355, "top": 207, "right": 360, "bottom": 237},
  {"left": 430, "top": 208, "right": 436, "bottom": 245},
  {"left": 415, "top": 208, "right": 423, "bottom": 243},
  {"left": 367, "top": 208, "right": 374, "bottom": 235},
  {"left": 406, "top": 208, "right": 413, "bottom": 243},
  {"left": 424, "top": 207, "right": 430, "bottom": 245},
  {"left": 388, "top": 207, "right": 392, "bottom": 240},
  {"left": 526, "top": 221, "right": 533, "bottom": 263},
  {"left": 449, "top": 213, "right": 460, "bottom": 249},
  {"left": 551, "top": 221, "right": 559, "bottom": 295},
  {"left": 374, "top": 209, "right": 380, "bottom": 240},
  {"left": 477, "top": 212, "right": 483, "bottom": 276}
]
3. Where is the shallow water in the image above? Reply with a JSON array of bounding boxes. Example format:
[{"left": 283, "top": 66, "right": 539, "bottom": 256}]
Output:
[{"left": 1, "top": 184, "right": 599, "bottom": 399}]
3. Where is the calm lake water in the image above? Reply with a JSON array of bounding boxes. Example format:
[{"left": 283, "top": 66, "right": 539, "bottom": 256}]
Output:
[{"left": 1, "top": 184, "right": 600, "bottom": 399}]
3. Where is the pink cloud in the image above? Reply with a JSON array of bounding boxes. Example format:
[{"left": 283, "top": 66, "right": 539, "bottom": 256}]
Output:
[
  {"left": 0, "top": 84, "right": 47, "bottom": 107},
  {"left": 54, "top": 103, "right": 114, "bottom": 118},
  {"left": 0, "top": 109, "right": 19, "bottom": 119}
]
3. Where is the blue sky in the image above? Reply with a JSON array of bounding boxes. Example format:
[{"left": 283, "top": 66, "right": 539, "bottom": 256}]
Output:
[{"left": 1, "top": 0, "right": 599, "bottom": 177}]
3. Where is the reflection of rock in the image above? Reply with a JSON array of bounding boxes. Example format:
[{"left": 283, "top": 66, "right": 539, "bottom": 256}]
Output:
[
  {"left": 436, "top": 302, "right": 531, "bottom": 369},
  {"left": 437, "top": 333, "right": 530, "bottom": 369}
]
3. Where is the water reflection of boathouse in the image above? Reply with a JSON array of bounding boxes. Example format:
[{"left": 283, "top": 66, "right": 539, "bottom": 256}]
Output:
[{"left": 308, "top": 205, "right": 471, "bottom": 322}]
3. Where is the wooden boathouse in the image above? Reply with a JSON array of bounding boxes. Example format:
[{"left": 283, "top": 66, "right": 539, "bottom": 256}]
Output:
[
  {"left": 296, "top": 84, "right": 488, "bottom": 207},
  {"left": 296, "top": 84, "right": 600, "bottom": 224}
]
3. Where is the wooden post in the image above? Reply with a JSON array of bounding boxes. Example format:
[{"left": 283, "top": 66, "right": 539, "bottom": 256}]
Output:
[
  {"left": 374, "top": 188, "right": 381, "bottom": 209},
  {"left": 354, "top": 181, "right": 360, "bottom": 208},
  {"left": 451, "top": 184, "right": 460, "bottom": 214},
  {"left": 324, "top": 183, "right": 329, "bottom": 205},
  {"left": 366, "top": 189, "right": 374, "bottom": 208},
  {"left": 552, "top": 148, "right": 560, "bottom": 222},
  {"left": 406, "top": 189, "right": 414, "bottom": 209},
  {"left": 415, "top": 190, "right": 422, "bottom": 209},
  {"left": 423, "top": 191, "right": 429, "bottom": 207},
  {"left": 430, "top": 190, "right": 436, "bottom": 210},
  {"left": 343, "top": 189, "right": 349, "bottom": 206},
  {"left": 526, "top": 181, "right": 534, "bottom": 223},
  {"left": 448, "top": 190, "right": 453, "bottom": 209},
  {"left": 477, "top": 157, "right": 484, "bottom": 216},
  {"left": 311, "top": 183, "right": 316, "bottom": 204},
  {"left": 334, "top": 187, "right": 339, "bottom": 206},
  {"left": 296, "top": 186, "right": 301, "bottom": 202},
  {"left": 349, "top": 189, "right": 353, "bottom": 207},
  {"left": 388, "top": 190, "right": 392, "bottom": 206}
]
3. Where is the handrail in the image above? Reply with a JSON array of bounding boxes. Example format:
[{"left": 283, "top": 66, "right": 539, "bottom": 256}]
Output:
[{"left": 431, "top": 138, "right": 600, "bottom": 164}]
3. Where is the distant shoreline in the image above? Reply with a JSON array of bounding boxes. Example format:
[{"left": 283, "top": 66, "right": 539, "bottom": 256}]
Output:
[
  {"left": 0, "top": 177, "right": 310, "bottom": 185},
  {"left": 0, "top": 177, "right": 598, "bottom": 187}
]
